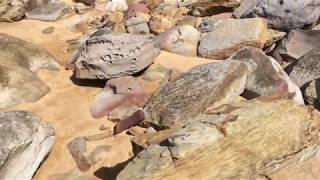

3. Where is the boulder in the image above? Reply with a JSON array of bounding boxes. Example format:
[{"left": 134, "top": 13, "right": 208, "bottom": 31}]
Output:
[
  {"left": 0, "top": 111, "right": 55, "bottom": 180},
  {"left": 26, "top": 0, "right": 68, "bottom": 21},
  {"left": 234, "top": 0, "right": 320, "bottom": 31},
  {"left": 72, "top": 33, "right": 160, "bottom": 79},
  {"left": 198, "top": 18, "right": 269, "bottom": 59},
  {"left": 0, "top": 0, "right": 29, "bottom": 22},
  {"left": 155, "top": 25, "right": 201, "bottom": 57}
]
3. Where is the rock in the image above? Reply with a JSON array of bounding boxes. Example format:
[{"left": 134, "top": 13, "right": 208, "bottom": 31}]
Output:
[
  {"left": 228, "top": 47, "right": 304, "bottom": 105},
  {"left": 0, "top": 0, "right": 29, "bottom": 22},
  {"left": 234, "top": 0, "right": 320, "bottom": 31},
  {"left": 67, "top": 137, "right": 91, "bottom": 171},
  {"left": 72, "top": 33, "right": 160, "bottom": 79},
  {"left": 265, "top": 29, "right": 286, "bottom": 48},
  {"left": 198, "top": 18, "right": 269, "bottom": 60},
  {"left": 73, "top": 2, "right": 92, "bottom": 14},
  {"left": 126, "top": 0, "right": 150, "bottom": 19},
  {"left": 90, "top": 76, "right": 150, "bottom": 118},
  {"left": 303, "top": 80, "right": 320, "bottom": 109},
  {"left": 125, "top": 16, "right": 150, "bottom": 34},
  {"left": 26, "top": 0, "right": 67, "bottom": 21},
  {"left": 176, "top": 16, "right": 202, "bottom": 28},
  {"left": 287, "top": 48, "right": 320, "bottom": 87},
  {"left": 118, "top": 99, "right": 320, "bottom": 179},
  {"left": 272, "top": 30, "right": 320, "bottom": 63},
  {"left": 114, "top": 110, "right": 145, "bottom": 134},
  {"left": 105, "top": 0, "right": 128, "bottom": 12},
  {"left": 155, "top": 25, "right": 201, "bottom": 57},
  {"left": 197, "top": 14, "right": 232, "bottom": 33},
  {"left": 42, "top": 26, "right": 55, "bottom": 34},
  {"left": 0, "top": 111, "right": 55, "bottom": 180},
  {"left": 313, "top": 24, "right": 320, "bottom": 30},
  {"left": 73, "top": 0, "right": 95, "bottom": 6},
  {"left": 190, "top": 0, "right": 241, "bottom": 17},
  {"left": 144, "top": 60, "right": 250, "bottom": 128}
]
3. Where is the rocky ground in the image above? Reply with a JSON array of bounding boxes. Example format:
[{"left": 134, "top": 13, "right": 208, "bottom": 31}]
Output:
[{"left": 1, "top": 0, "right": 320, "bottom": 179}]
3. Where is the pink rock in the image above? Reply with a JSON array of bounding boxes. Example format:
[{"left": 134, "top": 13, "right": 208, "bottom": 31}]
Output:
[{"left": 126, "top": 1, "right": 150, "bottom": 18}]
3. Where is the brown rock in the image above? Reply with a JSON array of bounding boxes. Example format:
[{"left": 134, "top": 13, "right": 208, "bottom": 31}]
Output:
[{"left": 42, "top": 26, "right": 55, "bottom": 34}]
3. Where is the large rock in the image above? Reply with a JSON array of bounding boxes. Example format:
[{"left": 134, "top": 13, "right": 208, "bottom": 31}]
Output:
[
  {"left": 0, "top": 0, "right": 29, "bottom": 22},
  {"left": 144, "top": 60, "right": 250, "bottom": 128},
  {"left": 26, "top": 0, "right": 67, "bottom": 22},
  {"left": 0, "top": 111, "right": 55, "bottom": 180},
  {"left": 229, "top": 47, "right": 304, "bottom": 104},
  {"left": 155, "top": 25, "right": 201, "bottom": 57},
  {"left": 272, "top": 30, "right": 320, "bottom": 63},
  {"left": 118, "top": 99, "right": 320, "bottom": 180},
  {"left": 72, "top": 33, "right": 160, "bottom": 79},
  {"left": 198, "top": 18, "right": 269, "bottom": 60},
  {"left": 234, "top": 0, "right": 320, "bottom": 31}
]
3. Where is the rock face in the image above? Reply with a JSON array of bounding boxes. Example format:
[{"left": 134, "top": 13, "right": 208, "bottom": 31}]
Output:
[
  {"left": 118, "top": 99, "right": 320, "bottom": 180},
  {"left": 144, "top": 60, "right": 250, "bottom": 128},
  {"left": 229, "top": 47, "right": 304, "bottom": 104},
  {"left": 234, "top": 0, "right": 320, "bottom": 31},
  {"left": 272, "top": 30, "right": 320, "bottom": 62},
  {"left": 26, "top": 1, "right": 67, "bottom": 21},
  {"left": 72, "top": 33, "right": 160, "bottom": 79},
  {"left": 0, "top": 111, "right": 55, "bottom": 180},
  {"left": 156, "top": 25, "right": 201, "bottom": 57},
  {"left": 198, "top": 18, "right": 269, "bottom": 60},
  {"left": 0, "top": 33, "right": 60, "bottom": 108},
  {"left": 288, "top": 48, "right": 320, "bottom": 88}
]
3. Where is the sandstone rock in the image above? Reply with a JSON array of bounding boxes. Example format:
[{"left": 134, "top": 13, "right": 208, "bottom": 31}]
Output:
[
  {"left": 67, "top": 137, "right": 91, "bottom": 171},
  {"left": 125, "top": 16, "right": 150, "bottom": 34},
  {"left": 229, "top": 47, "right": 304, "bottom": 104},
  {"left": 73, "top": 2, "right": 92, "bottom": 15},
  {"left": 105, "top": 0, "right": 128, "bottom": 12},
  {"left": 144, "top": 60, "right": 250, "bottom": 128},
  {"left": 90, "top": 76, "right": 150, "bottom": 118},
  {"left": 155, "top": 25, "right": 201, "bottom": 57},
  {"left": 234, "top": 0, "right": 320, "bottom": 31},
  {"left": 198, "top": 18, "right": 269, "bottom": 59},
  {"left": 265, "top": 29, "right": 286, "bottom": 48},
  {"left": 0, "top": 0, "right": 29, "bottom": 22},
  {"left": 73, "top": 0, "right": 95, "bottom": 6},
  {"left": 176, "top": 16, "right": 202, "bottom": 28},
  {"left": 118, "top": 99, "right": 320, "bottom": 179},
  {"left": 303, "top": 80, "right": 320, "bottom": 109},
  {"left": 72, "top": 33, "right": 160, "bottom": 79},
  {"left": 26, "top": 1, "right": 67, "bottom": 21},
  {"left": 197, "top": 13, "right": 232, "bottom": 33},
  {"left": 288, "top": 48, "right": 320, "bottom": 88},
  {"left": 189, "top": 0, "right": 241, "bottom": 17},
  {"left": 0, "top": 111, "right": 55, "bottom": 180},
  {"left": 41, "top": 26, "right": 55, "bottom": 34},
  {"left": 272, "top": 30, "right": 320, "bottom": 62},
  {"left": 126, "top": 0, "right": 149, "bottom": 19}
]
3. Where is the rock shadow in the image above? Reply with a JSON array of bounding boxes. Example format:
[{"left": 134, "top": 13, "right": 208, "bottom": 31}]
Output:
[{"left": 93, "top": 157, "right": 134, "bottom": 180}]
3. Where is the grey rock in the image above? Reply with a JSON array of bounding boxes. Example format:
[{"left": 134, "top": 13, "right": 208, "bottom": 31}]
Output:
[
  {"left": 0, "top": 111, "right": 55, "bottom": 180},
  {"left": 234, "top": 0, "right": 320, "bottom": 31},
  {"left": 72, "top": 33, "right": 160, "bottom": 79},
  {"left": 26, "top": 0, "right": 67, "bottom": 21},
  {"left": 125, "top": 16, "right": 150, "bottom": 34}
]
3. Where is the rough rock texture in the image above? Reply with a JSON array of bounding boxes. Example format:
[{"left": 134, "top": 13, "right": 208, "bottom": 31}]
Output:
[
  {"left": 26, "top": 1, "right": 67, "bottom": 21},
  {"left": 105, "top": 0, "right": 128, "bottom": 12},
  {"left": 125, "top": 16, "right": 150, "bottom": 34},
  {"left": 156, "top": 25, "right": 201, "bottom": 57},
  {"left": 198, "top": 18, "right": 269, "bottom": 60},
  {"left": 72, "top": 33, "right": 160, "bottom": 79},
  {"left": 0, "top": 111, "right": 55, "bottom": 180},
  {"left": 0, "top": 0, "right": 29, "bottom": 22},
  {"left": 190, "top": 0, "right": 241, "bottom": 17},
  {"left": 144, "top": 60, "right": 250, "bottom": 128},
  {"left": 234, "top": 0, "right": 320, "bottom": 31},
  {"left": 303, "top": 80, "right": 320, "bottom": 109},
  {"left": 176, "top": 16, "right": 202, "bottom": 28},
  {"left": 90, "top": 76, "right": 150, "bottom": 118},
  {"left": 272, "top": 30, "right": 320, "bottom": 63},
  {"left": 229, "top": 47, "right": 304, "bottom": 104},
  {"left": 118, "top": 99, "right": 320, "bottom": 180}
]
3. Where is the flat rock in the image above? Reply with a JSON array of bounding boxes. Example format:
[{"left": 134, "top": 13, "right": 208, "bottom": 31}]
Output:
[
  {"left": 26, "top": 1, "right": 67, "bottom": 22},
  {"left": 155, "top": 25, "right": 201, "bottom": 57},
  {"left": 198, "top": 18, "right": 269, "bottom": 60},
  {"left": 72, "top": 33, "right": 160, "bottom": 79},
  {"left": 144, "top": 60, "right": 250, "bottom": 128},
  {"left": 0, "top": 111, "right": 55, "bottom": 180},
  {"left": 229, "top": 47, "right": 304, "bottom": 104},
  {"left": 272, "top": 30, "right": 320, "bottom": 63},
  {"left": 234, "top": 0, "right": 320, "bottom": 31}
]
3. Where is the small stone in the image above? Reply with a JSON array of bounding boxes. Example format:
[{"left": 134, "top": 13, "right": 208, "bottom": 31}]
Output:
[
  {"left": 67, "top": 137, "right": 91, "bottom": 171},
  {"left": 41, "top": 26, "right": 55, "bottom": 34}
]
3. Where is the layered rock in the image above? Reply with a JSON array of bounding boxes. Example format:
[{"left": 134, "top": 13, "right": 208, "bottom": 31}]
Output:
[
  {"left": 72, "top": 33, "right": 160, "bottom": 79},
  {"left": 0, "top": 111, "right": 55, "bottom": 180},
  {"left": 156, "top": 25, "right": 201, "bottom": 57},
  {"left": 198, "top": 18, "right": 269, "bottom": 60},
  {"left": 234, "top": 0, "right": 320, "bottom": 31}
]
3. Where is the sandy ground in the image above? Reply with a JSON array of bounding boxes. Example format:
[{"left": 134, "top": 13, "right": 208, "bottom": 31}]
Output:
[{"left": 0, "top": 5, "right": 215, "bottom": 179}]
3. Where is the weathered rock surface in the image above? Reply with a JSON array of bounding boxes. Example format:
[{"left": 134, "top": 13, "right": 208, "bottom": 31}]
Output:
[
  {"left": 229, "top": 47, "right": 304, "bottom": 104},
  {"left": 144, "top": 60, "right": 250, "bottom": 128},
  {"left": 288, "top": 48, "right": 320, "bottom": 88},
  {"left": 272, "top": 30, "right": 320, "bottom": 63},
  {"left": 0, "top": 111, "right": 55, "bottom": 180},
  {"left": 234, "top": 0, "right": 320, "bottom": 31},
  {"left": 303, "top": 80, "right": 320, "bottom": 109},
  {"left": 72, "top": 33, "right": 160, "bottom": 79},
  {"left": 0, "top": 0, "right": 29, "bottom": 22},
  {"left": 105, "top": 0, "right": 128, "bottom": 12},
  {"left": 198, "top": 18, "right": 269, "bottom": 60},
  {"left": 118, "top": 99, "right": 320, "bottom": 179},
  {"left": 189, "top": 0, "right": 241, "bottom": 17},
  {"left": 26, "top": 0, "right": 67, "bottom": 21},
  {"left": 125, "top": 16, "right": 150, "bottom": 34},
  {"left": 156, "top": 25, "right": 201, "bottom": 57}
]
